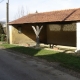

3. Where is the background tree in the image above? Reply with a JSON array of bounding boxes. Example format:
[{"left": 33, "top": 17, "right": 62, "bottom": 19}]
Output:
[
  {"left": 0, "top": 23, "right": 6, "bottom": 41},
  {"left": 0, "top": 23, "right": 4, "bottom": 34},
  {"left": 14, "top": 6, "right": 29, "bottom": 20}
]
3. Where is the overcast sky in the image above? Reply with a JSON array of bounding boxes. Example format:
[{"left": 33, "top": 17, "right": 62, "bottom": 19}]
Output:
[{"left": 0, "top": 0, "right": 80, "bottom": 21}]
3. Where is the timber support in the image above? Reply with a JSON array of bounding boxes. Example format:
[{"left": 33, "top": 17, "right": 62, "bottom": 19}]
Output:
[{"left": 32, "top": 25, "right": 43, "bottom": 47}]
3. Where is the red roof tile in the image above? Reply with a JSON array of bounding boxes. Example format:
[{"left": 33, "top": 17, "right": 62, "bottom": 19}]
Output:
[{"left": 9, "top": 8, "right": 80, "bottom": 24}]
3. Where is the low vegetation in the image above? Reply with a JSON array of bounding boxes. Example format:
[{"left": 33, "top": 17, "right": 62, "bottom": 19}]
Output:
[
  {"left": 0, "top": 23, "right": 6, "bottom": 41},
  {"left": 1, "top": 43, "right": 80, "bottom": 72}
]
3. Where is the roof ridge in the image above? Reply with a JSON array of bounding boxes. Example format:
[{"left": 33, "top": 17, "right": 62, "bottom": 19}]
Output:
[
  {"left": 9, "top": 8, "right": 80, "bottom": 24},
  {"left": 29, "top": 8, "right": 80, "bottom": 15}
]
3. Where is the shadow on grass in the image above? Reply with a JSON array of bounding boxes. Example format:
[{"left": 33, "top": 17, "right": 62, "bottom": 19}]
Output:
[
  {"left": 1, "top": 44, "right": 80, "bottom": 72},
  {"left": 37, "top": 52, "right": 80, "bottom": 72},
  {"left": 6, "top": 46, "right": 42, "bottom": 56}
]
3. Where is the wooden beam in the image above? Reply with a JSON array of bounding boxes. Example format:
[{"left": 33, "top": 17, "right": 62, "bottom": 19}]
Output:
[
  {"left": 39, "top": 25, "right": 43, "bottom": 34},
  {"left": 32, "top": 26, "right": 37, "bottom": 36},
  {"left": 36, "top": 26, "right": 39, "bottom": 35},
  {"left": 32, "top": 25, "right": 43, "bottom": 47}
]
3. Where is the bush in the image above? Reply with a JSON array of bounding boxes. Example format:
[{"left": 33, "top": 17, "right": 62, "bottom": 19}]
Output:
[{"left": 0, "top": 34, "right": 6, "bottom": 41}]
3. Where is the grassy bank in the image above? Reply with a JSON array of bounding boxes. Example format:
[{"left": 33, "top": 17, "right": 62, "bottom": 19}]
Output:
[{"left": 1, "top": 43, "right": 80, "bottom": 72}]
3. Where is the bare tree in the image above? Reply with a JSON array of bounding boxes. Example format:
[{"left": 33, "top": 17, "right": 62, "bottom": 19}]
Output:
[
  {"left": 0, "top": 0, "right": 4, "bottom": 3},
  {"left": 0, "top": 23, "right": 4, "bottom": 34},
  {"left": 14, "top": 6, "right": 29, "bottom": 20}
]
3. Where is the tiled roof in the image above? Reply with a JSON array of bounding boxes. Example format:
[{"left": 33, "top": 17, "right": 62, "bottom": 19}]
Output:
[{"left": 9, "top": 8, "right": 80, "bottom": 24}]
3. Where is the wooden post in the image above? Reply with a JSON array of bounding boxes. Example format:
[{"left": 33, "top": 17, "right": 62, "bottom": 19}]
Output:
[
  {"left": 36, "top": 35, "right": 39, "bottom": 47},
  {"left": 32, "top": 25, "right": 43, "bottom": 47}
]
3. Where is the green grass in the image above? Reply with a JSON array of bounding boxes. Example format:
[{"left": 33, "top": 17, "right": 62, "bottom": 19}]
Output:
[{"left": 1, "top": 43, "right": 80, "bottom": 72}]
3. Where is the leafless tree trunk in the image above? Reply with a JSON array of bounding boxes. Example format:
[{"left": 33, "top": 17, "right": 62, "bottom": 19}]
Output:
[{"left": 14, "top": 6, "right": 29, "bottom": 20}]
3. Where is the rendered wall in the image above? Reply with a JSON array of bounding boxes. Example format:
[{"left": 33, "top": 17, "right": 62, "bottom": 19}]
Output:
[
  {"left": 12, "top": 24, "right": 36, "bottom": 45},
  {"left": 11, "top": 24, "right": 46, "bottom": 45},
  {"left": 9, "top": 25, "right": 12, "bottom": 44},
  {"left": 76, "top": 22, "right": 80, "bottom": 50}
]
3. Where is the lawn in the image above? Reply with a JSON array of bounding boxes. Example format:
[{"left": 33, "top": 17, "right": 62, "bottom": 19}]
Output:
[{"left": 1, "top": 43, "right": 80, "bottom": 72}]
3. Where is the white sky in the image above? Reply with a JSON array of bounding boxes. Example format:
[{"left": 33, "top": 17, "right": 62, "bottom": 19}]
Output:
[{"left": 0, "top": 0, "right": 80, "bottom": 21}]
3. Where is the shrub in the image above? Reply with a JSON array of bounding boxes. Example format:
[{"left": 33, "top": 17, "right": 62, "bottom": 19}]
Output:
[{"left": 0, "top": 34, "right": 6, "bottom": 41}]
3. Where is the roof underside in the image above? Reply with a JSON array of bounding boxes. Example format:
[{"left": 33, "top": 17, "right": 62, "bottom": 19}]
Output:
[{"left": 9, "top": 8, "right": 80, "bottom": 24}]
